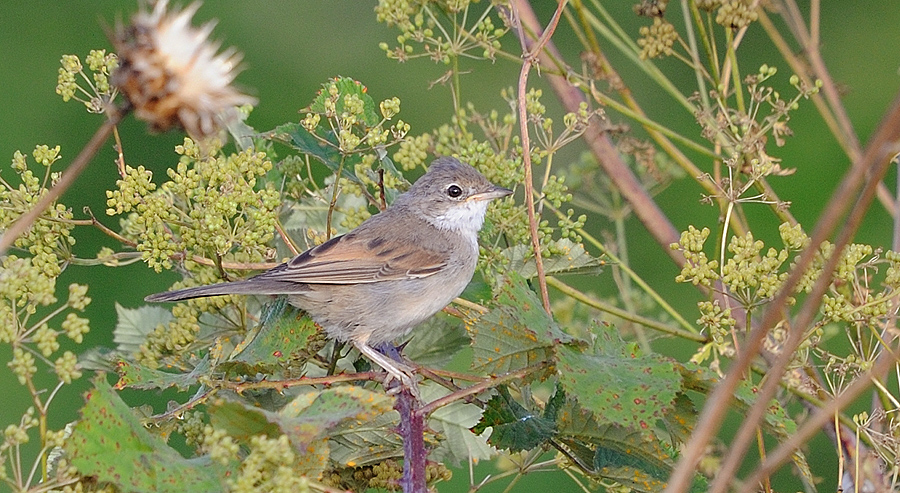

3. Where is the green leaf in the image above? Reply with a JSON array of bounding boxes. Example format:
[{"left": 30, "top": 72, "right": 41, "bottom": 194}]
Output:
[
  {"left": 467, "top": 274, "right": 568, "bottom": 376},
  {"left": 113, "top": 303, "right": 172, "bottom": 355},
  {"left": 661, "top": 393, "right": 696, "bottom": 445},
  {"left": 210, "top": 386, "right": 393, "bottom": 476},
  {"left": 556, "top": 323, "right": 681, "bottom": 432},
  {"left": 328, "top": 410, "right": 403, "bottom": 468},
  {"left": 426, "top": 385, "right": 495, "bottom": 466},
  {"left": 229, "top": 300, "right": 321, "bottom": 370},
  {"left": 268, "top": 122, "right": 352, "bottom": 176},
  {"left": 554, "top": 396, "right": 702, "bottom": 493},
  {"left": 473, "top": 386, "right": 556, "bottom": 452},
  {"left": 114, "top": 357, "right": 210, "bottom": 391},
  {"left": 66, "top": 376, "right": 231, "bottom": 493},
  {"left": 403, "top": 315, "right": 470, "bottom": 368},
  {"left": 308, "top": 77, "right": 380, "bottom": 126},
  {"left": 556, "top": 396, "right": 672, "bottom": 474},
  {"left": 502, "top": 239, "right": 604, "bottom": 278}
]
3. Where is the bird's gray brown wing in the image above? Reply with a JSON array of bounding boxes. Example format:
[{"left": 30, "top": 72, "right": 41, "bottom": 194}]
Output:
[{"left": 256, "top": 231, "right": 447, "bottom": 284}]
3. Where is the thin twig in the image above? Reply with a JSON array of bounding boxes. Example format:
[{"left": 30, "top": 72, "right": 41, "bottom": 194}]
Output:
[
  {"left": 510, "top": 0, "right": 568, "bottom": 315},
  {"left": 209, "top": 371, "right": 381, "bottom": 394},
  {"left": 512, "top": 0, "right": 683, "bottom": 267},
  {"left": 415, "top": 363, "right": 545, "bottom": 418}
]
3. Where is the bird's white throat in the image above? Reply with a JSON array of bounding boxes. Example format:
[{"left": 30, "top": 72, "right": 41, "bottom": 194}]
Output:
[{"left": 426, "top": 199, "right": 490, "bottom": 246}]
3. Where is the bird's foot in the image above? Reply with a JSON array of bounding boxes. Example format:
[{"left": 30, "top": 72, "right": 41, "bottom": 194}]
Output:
[{"left": 354, "top": 342, "right": 421, "bottom": 400}]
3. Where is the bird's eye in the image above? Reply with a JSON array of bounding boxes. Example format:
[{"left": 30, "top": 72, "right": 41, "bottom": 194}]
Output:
[{"left": 447, "top": 184, "right": 463, "bottom": 198}]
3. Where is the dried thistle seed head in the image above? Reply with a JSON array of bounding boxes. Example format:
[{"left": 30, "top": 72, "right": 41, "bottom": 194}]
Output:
[{"left": 111, "top": 0, "right": 256, "bottom": 138}]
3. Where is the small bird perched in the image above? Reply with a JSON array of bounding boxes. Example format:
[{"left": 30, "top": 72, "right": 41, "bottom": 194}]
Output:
[{"left": 146, "top": 157, "right": 512, "bottom": 393}]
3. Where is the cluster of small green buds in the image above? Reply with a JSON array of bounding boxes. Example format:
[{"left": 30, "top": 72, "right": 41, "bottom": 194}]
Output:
[
  {"left": 558, "top": 209, "right": 587, "bottom": 242},
  {"left": 716, "top": 0, "right": 758, "bottom": 29},
  {"left": 201, "top": 426, "right": 239, "bottom": 465},
  {"left": 392, "top": 133, "right": 433, "bottom": 171},
  {"left": 697, "top": 300, "right": 736, "bottom": 347},
  {"left": 542, "top": 175, "right": 573, "bottom": 209},
  {"left": 695, "top": 0, "right": 721, "bottom": 11},
  {"left": 2, "top": 407, "right": 38, "bottom": 448},
  {"left": 108, "top": 139, "right": 279, "bottom": 272},
  {"left": 672, "top": 226, "right": 719, "bottom": 287},
  {"left": 9, "top": 348, "right": 37, "bottom": 385},
  {"left": 303, "top": 78, "right": 409, "bottom": 156},
  {"left": 56, "top": 50, "right": 118, "bottom": 113},
  {"left": 228, "top": 434, "right": 310, "bottom": 493},
  {"left": 2, "top": 147, "right": 77, "bottom": 279},
  {"left": 380, "top": 97, "right": 401, "bottom": 119},
  {"left": 54, "top": 351, "right": 81, "bottom": 384},
  {"left": 721, "top": 231, "right": 790, "bottom": 304},
  {"left": 638, "top": 18, "right": 678, "bottom": 59},
  {"left": 327, "top": 459, "right": 450, "bottom": 491}
]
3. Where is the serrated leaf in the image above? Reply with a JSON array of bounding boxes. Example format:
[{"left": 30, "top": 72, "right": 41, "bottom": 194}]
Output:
[
  {"left": 66, "top": 376, "right": 230, "bottom": 492},
  {"left": 557, "top": 323, "right": 681, "bottom": 432},
  {"left": 114, "top": 303, "right": 172, "bottom": 355},
  {"left": 426, "top": 385, "right": 495, "bottom": 466},
  {"left": 403, "top": 315, "right": 470, "bottom": 368},
  {"left": 472, "top": 387, "right": 556, "bottom": 452},
  {"left": 308, "top": 77, "right": 380, "bottom": 126},
  {"left": 114, "top": 357, "right": 210, "bottom": 391},
  {"left": 467, "top": 274, "right": 568, "bottom": 376},
  {"left": 556, "top": 397, "right": 673, "bottom": 478},
  {"left": 269, "top": 122, "right": 354, "bottom": 178},
  {"left": 502, "top": 239, "right": 604, "bottom": 278},
  {"left": 229, "top": 300, "right": 320, "bottom": 369},
  {"left": 553, "top": 396, "right": 705, "bottom": 493},
  {"left": 661, "top": 393, "right": 696, "bottom": 445},
  {"left": 328, "top": 410, "right": 403, "bottom": 467},
  {"left": 210, "top": 386, "right": 393, "bottom": 477}
]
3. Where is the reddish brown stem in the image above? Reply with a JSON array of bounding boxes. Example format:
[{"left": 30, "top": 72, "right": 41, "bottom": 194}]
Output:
[{"left": 511, "top": 0, "right": 568, "bottom": 315}]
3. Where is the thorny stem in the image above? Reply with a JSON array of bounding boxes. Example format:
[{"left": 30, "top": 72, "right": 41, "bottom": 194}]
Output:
[
  {"left": 510, "top": 0, "right": 568, "bottom": 315},
  {"left": 545, "top": 277, "right": 706, "bottom": 343},
  {"left": 396, "top": 387, "right": 426, "bottom": 493},
  {"left": 415, "top": 364, "right": 544, "bottom": 418},
  {"left": 0, "top": 108, "right": 125, "bottom": 255}
]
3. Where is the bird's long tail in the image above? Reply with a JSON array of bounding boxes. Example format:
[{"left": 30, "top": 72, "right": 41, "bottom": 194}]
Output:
[{"left": 145, "top": 279, "right": 300, "bottom": 302}]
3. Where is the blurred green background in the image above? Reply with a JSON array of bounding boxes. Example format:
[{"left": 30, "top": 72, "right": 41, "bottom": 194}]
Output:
[{"left": 2, "top": 2, "right": 899, "bottom": 491}]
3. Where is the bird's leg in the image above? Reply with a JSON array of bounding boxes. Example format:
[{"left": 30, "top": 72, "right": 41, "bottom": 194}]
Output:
[{"left": 353, "top": 341, "right": 420, "bottom": 399}]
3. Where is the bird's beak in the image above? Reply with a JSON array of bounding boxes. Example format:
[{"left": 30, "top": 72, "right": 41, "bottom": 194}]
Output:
[{"left": 468, "top": 185, "right": 513, "bottom": 202}]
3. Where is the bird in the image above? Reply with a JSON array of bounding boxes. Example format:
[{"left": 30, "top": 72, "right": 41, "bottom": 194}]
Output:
[{"left": 146, "top": 156, "right": 513, "bottom": 394}]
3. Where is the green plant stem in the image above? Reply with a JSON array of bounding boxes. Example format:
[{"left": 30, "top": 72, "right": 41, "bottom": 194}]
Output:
[
  {"left": 546, "top": 277, "right": 705, "bottom": 343},
  {"left": 567, "top": 216, "right": 698, "bottom": 336},
  {"left": 583, "top": 0, "right": 695, "bottom": 114},
  {"left": 724, "top": 29, "right": 745, "bottom": 113},
  {"left": 516, "top": 3, "right": 683, "bottom": 267}
]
